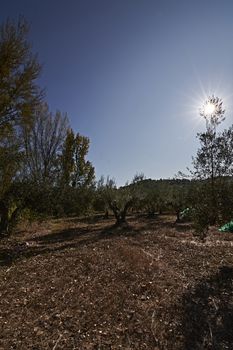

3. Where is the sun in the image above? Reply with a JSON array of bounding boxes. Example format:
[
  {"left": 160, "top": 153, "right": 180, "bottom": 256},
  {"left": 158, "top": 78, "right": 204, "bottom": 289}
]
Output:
[
  {"left": 199, "top": 95, "right": 226, "bottom": 130},
  {"left": 204, "top": 102, "right": 215, "bottom": 115}
]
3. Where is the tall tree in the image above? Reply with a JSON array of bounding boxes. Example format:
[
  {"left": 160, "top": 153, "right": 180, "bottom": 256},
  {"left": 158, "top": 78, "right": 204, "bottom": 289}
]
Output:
[
  {"left": 60, "top": 130, "right": 95, "bottom": 188},
  {"left": 0, "top": 18, "right": 42, "bottom": 130},
  {"left": 0, "top": 18, "right": 42, "bottom": 235},
  {"left": 190, "top": 95, "right": 233, "bottom": 233},
  {"left": 60, "top": 128, "right": 75, "bottom": 187},
  {"left": 22, "top": 103, "right": 69, "bottom": 184},
  {"left": 193, "top": 95, "right": 226, "bottom": 180}
]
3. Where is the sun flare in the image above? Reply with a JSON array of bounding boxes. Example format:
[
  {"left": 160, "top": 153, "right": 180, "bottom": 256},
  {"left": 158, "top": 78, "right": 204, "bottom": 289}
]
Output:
[{"left": 204, "top": 102, "right": 215, "bottom": 115}]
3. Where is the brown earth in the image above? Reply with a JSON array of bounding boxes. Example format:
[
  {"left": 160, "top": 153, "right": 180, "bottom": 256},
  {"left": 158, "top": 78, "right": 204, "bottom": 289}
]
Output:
[{"left": 0, "top": 214, "right": 233, "bottom": 350}]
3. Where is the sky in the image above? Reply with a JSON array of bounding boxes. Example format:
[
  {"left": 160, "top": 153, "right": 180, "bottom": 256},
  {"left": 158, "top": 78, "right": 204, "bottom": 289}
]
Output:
[{"left": 1, "top": 0, "right": 233, "bottom": 185}]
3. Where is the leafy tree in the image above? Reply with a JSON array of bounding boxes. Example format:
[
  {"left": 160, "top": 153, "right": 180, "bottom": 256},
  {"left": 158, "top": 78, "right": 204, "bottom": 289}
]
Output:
[
  {"left": 0, "top": 18, "right": 42, "bottom": 129},
  {"left": 93, "top": 176, "right": 110, "bottom": 217},
  {"left": 98, "top": 176, "right": 143, "bottom": 225},
  {"left": 189, "top": 95, "right": 233, "bottom": 239},
  {"left": 0, "top": 135, "right": 23, "bottom": 234},
  {"left": 71, "top": 133, "right": 95, "bottom": 188},
  {"left": 59, "top": 128, "right": 75, "bottom": 187},
  {"left": 156, "top": 182, "right": 171, "bottom": 215},
  {"left": 51, "top": 130, "right": 95, "bottom": 217},
  {"left": 108, "top": 189, "right": 134, "bottom": 225},
  {"left": 191, "top": 95, "right": 227, "bottom": 225},
  {"left": 168, "top": 184, "right": 190, "bottom": 222},
  {"left": 216, "top": 177, "right": 233, "bottom": 223},
  {"left": 0, "top": 18, "right": 42, "bottom": 236},
  {"left": 60, "top": 130, "right": 95, "bottom": 188},
  {"left": 22, "top": 126, "right": 95, "bottom": 218},
  {"left": 142, "top": 191, "right": 158, "bottom": 217},
  {"left": 190, "top": 183, "right": 211, "bottom": 241},
  {"left": 192, "top": 128, "right": 233, "bottom": 225}
]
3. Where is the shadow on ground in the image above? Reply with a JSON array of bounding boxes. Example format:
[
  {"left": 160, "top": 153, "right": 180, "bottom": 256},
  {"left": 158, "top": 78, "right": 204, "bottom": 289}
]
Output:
[
  {"left": 0, "top": 222, "right": 141, "bottom": 267},
  {"left": 55, "top": 213, "right": 106, "bottom": 225},
  {"left": 136, "top": 214, "right": 192, "bottom": 233},
  {"left": 0, "top": 215, "right": 193, "bottom": 268},
  {"left": 177, "top": 266, "right": 233, "bottom": 349}
]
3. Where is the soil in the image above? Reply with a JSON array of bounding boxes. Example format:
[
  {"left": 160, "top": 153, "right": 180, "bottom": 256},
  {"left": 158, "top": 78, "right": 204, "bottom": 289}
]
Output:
[{"left": 0, "top": 214, "right": 233, "bottom": 349}]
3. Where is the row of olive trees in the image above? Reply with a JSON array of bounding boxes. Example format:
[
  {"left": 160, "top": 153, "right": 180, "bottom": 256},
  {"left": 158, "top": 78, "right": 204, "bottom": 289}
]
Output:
[{"left": 93, "top": 175, "right": 194, "bottom": 226}]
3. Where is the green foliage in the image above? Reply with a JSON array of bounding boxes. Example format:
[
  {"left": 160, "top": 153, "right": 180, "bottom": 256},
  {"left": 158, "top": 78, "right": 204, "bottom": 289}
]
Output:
[
  {"left": 0, "top": 18, "right": 43, "bottom": 235},
  {"left": 191, "top": 129, "right": 233, "bottom": 180},
  {"left": 97, "top": 176, "right": 140, "bottom": 225},
  {"left": 215, "top": 177, "right": 233, "bottom": 223},
  {"left": 20, "top": 207, "right": 44, "bottom": 224},
  {"left": 140, "top": 188, "right": 159, "bottom": 217},
  {"left": 191, "top": 184, "right": 210, "bottom": 241},
  {"left": 168, "top": 183, "right": 191, "bottom": 222},
  {"left": 190, "top": 124, "right": 233, "bottom": 227},
  {"left": 55, "top": 186, "right": 95, "bottom": 217},
  {"left": 0, "top": 132, "right": 22, "bottom": 197},
  {"left": 190, "top": 98, "right": 233, "bottom": 235},
  {"left": 188, "top": 177, "right": 233, "bottom": 240},
  {"left": 180, "top": 207, "right": 193, "bottom": 221},
  {"left": 60, "top": 129, "right": 75, "bottom": 187},
  {"left": 0, "top": 17, "right": 42, "bottom": 129},
  {"left": 60, "top": 130, "right": 95, "bottom": 188}
]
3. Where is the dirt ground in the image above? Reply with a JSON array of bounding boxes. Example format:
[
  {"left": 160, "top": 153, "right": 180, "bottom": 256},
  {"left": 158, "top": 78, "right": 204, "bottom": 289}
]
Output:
[{"left": 0, "top": 214, "right": 233, "bottom": 350}]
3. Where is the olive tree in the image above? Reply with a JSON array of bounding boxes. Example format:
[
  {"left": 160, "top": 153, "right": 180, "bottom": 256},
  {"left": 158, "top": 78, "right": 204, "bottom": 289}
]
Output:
[
  {"left": 190, "top": 95, "right": 233, "bottom": 236},
  {"left": 99, "top": 176, "right": 142, "bottom": 225}
]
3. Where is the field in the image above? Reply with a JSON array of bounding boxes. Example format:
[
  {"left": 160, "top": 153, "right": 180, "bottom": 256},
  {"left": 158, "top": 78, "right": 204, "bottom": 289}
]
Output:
[{"left": 0, "top": 215, "right": 233, "bottom": 349}]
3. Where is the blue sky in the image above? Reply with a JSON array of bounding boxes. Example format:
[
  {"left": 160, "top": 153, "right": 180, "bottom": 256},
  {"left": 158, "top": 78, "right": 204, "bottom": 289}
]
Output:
[{"left": 1, "top": 0, "right": 233, "bottom": 185}]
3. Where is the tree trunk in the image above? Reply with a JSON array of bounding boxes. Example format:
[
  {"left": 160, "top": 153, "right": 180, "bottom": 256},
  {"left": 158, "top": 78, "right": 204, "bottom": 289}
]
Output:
[
  {"left": 0, "top": 202, "right": 21, "bottom": 238},
  {"left": 175, "top": 210, "right": 181, "bottom": 223},
  {"left": 103, "top": 209, "right": 109, "bottom": 219},
  {"left": 210, "top": 131, "right": 217, "bottom": 224},
  {"left": 0, "top": 202, "right": 9, "bottom": 237},
  {"left": 109, "top": 200, "right": 131, "bottom": 226}
]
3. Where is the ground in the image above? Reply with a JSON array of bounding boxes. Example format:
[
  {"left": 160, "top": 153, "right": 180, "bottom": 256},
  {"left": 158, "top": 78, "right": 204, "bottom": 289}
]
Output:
[{"left": 0, "top": 214, "right": 233, "bottom": 350}]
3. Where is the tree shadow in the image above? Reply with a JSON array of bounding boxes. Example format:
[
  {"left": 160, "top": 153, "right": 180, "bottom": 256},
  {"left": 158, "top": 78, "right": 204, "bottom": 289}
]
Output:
[
  {"left": 178, "top": 266, "right": 233, "bottom": 349},
  {"left": 31, "top": 226, "right": 98, "bottom": 244},
  {"left": 58, "top": 214, "right": 108, "bottom": 225},
  {"left": 32, "top": 221, "right": 139, "bottom": 244},
  {"left": 0, "top": 248, "right": 14, "bottom": 266},
  {"left": 136, "top": 215, "right": 192, "bottom": 234},
  {"left": 0, "top": 222, "right": 141, "bottom": 267},
  {"left": 174, "top": 222, "right": 193, "bottom": 233}
]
